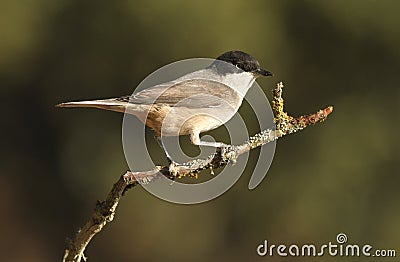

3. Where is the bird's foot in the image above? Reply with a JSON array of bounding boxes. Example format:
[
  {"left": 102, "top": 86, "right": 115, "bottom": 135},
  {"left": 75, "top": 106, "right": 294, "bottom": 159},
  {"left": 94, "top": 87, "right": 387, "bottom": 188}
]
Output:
[
  {"left": 167, "top": 158, "right": 180, "bottom": 178},
  {"left": 217, "top": 144, "right": 237, "bottom": 165}
]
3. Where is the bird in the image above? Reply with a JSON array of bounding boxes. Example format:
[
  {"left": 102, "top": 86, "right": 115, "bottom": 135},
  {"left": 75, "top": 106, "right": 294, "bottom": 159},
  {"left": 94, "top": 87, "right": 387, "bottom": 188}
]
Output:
[{"left": 57, "top": 50, "right": 272, "bottom": 162}]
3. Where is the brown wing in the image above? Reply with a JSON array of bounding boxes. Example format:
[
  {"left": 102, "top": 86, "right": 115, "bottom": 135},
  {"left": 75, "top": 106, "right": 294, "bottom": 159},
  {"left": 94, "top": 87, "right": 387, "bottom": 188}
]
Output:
[{"left": 117, "top": 79, "right": 241, "bottom": 109}]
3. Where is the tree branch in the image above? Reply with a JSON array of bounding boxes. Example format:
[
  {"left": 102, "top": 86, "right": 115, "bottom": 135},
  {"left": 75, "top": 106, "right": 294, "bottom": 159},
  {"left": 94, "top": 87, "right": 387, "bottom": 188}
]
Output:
[{"left": 62, "top": 82, "right": 333, "bottom": 261}]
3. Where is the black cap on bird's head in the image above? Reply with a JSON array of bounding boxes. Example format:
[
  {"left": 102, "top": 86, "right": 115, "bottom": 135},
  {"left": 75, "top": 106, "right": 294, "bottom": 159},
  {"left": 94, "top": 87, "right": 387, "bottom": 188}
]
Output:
[{"left": 215, "top": 50, "right": 273, "bottom": 77}]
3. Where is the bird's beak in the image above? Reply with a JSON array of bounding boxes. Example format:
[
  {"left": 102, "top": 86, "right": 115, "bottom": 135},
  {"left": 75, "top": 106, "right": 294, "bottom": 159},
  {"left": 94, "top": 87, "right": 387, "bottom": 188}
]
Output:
[{"left": 255, "top": 68, "right": 273, "bottom": 77}]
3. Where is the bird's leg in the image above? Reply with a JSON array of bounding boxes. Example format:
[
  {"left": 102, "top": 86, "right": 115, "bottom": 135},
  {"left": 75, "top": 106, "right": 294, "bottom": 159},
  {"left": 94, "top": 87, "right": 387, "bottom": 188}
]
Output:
[
  {"left": 154, "top": 135, "right": 174, "bottom": 164},
  {"left": 154, "top": 136, "right": 180, "bottom": 177},
  {"left": 190, "top": 132, "right": 227, "bottom": 148},
  {"left": 153, "top": 136, "right": 180, "bottom": 178},
  {"left": 194, "top": 140, "right": 227, "bottom": 148}
]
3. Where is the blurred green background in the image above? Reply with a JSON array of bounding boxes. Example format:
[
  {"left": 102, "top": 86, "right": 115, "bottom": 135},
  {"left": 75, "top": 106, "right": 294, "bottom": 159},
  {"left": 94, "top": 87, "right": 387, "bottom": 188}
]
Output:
[{"left": 1, "top": 0, "right": 399, "bottom": 261}]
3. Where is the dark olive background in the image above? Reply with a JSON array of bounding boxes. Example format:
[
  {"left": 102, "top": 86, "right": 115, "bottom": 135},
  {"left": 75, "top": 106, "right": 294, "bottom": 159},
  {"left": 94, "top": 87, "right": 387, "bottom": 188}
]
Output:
[{"left": 1, "top": 1, "right": 399, "bottom": 261}]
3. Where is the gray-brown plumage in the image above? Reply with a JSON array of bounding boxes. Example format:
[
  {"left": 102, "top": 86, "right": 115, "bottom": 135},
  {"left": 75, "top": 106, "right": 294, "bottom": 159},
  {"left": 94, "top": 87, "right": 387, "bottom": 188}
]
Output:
[{"left": 57, "top": 50, "right": 272, "bottom": 159}]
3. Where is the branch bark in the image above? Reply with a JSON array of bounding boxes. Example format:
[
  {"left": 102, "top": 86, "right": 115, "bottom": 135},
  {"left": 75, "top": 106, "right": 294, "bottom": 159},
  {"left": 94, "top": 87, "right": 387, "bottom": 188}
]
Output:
[{"left": 62, "top": 82, "right": 333, "bottom": 261}]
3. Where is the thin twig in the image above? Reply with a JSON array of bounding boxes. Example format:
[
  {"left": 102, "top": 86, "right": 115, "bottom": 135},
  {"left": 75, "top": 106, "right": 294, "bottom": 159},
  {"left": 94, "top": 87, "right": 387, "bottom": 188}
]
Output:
[{"left": 62, "top": 82, "right": 333, "bottom": 262}]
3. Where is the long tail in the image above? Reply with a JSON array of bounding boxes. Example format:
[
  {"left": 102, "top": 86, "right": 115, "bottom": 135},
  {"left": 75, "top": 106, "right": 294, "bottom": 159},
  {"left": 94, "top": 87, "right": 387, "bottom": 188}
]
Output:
[{"left": 56, "top": 99, "right": 128, "bottom": 113}]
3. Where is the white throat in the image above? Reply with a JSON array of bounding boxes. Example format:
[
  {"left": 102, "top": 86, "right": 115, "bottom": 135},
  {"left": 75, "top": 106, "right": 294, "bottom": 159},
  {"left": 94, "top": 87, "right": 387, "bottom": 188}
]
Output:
[{"left": 219, "top": 71, "right": 256, "bottom": 98}]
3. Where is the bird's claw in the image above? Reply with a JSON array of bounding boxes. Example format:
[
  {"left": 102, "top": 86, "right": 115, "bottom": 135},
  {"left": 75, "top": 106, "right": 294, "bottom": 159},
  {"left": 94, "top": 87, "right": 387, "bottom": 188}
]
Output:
[
  {"left": 167, "top": 159, "right": 180, "bottom": 178},
  {"left": 218, "top": 144, "right": 237, "bottom": 165}
]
